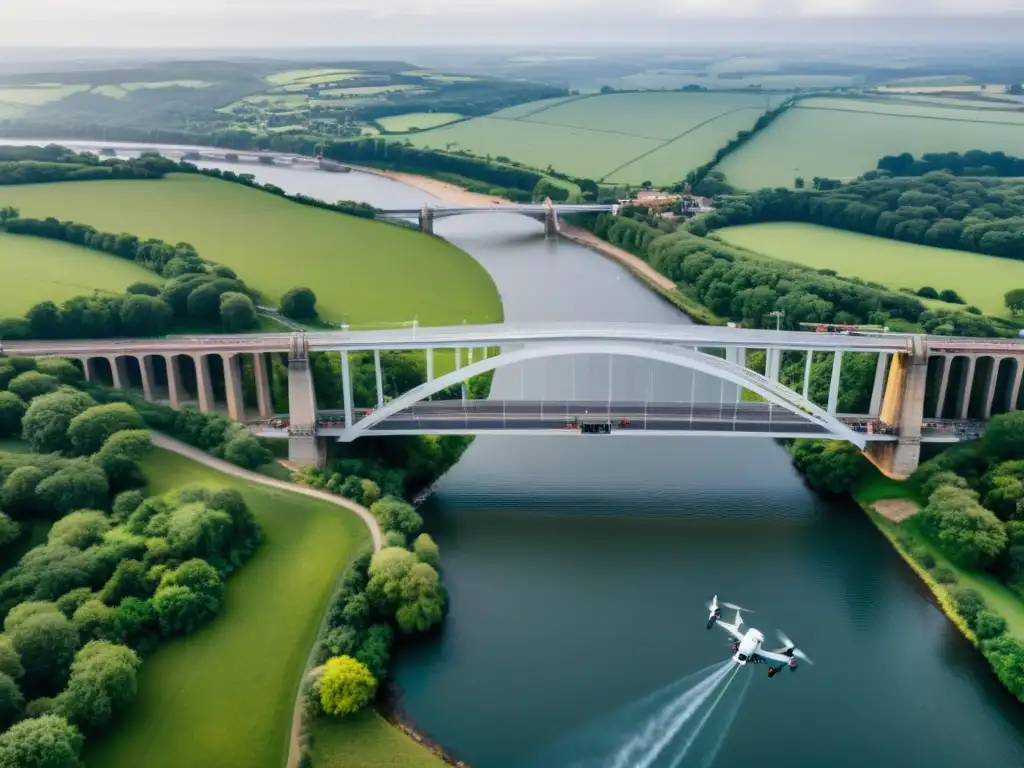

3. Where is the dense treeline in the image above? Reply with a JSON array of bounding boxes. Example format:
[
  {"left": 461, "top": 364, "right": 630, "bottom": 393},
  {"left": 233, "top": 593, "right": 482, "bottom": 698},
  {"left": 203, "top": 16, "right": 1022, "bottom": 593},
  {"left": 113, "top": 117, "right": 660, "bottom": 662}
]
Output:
[
  {"left": 0, "top": 359, "right": 263, "bottom": 762},
  {"left": 323, "top": 139, "right": 544, "bottom": 202},
  {"left": 588, "top": 213, "right": 927, "bottom": 328},
  {"left": 696, "top": 167, "right": 1024, "bottom": 262},
  {"left": 0, "top": 149, "right": 179, "bottom": 186},
  {"left": 877, "top": 150, "right": 1024, "bottom": 178},
  {"left": 354, "top": 80, "right": 566, "bottom": 123}
]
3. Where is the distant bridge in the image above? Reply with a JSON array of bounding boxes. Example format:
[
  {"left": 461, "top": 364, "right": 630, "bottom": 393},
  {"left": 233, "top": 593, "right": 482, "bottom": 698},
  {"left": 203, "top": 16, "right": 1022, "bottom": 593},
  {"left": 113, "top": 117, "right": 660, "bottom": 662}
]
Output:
[{"left": 376, "top": 201, "right": 617, "bottom": 235}]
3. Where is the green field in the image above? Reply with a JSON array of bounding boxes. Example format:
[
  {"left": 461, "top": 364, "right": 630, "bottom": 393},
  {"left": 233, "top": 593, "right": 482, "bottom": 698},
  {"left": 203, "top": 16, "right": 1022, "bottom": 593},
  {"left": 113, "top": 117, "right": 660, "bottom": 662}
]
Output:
[
  {"left": 85, "top": 448, "right": 372, "bottom": 768},
  {"left": 92, "top": 81, "right": 211, "bottom": 99},
  {"left": 322, "top": 85, "right": 422, "bottom": 97},
  {"left": 718, "top": 97, "right": 1024, "bottom": 189},
  {"left": 266, "top": 68, "right": 362, "bottom": 85},
  {"left": 0, "top": 231, "right": 163, "bottom": 315},
  {"left": 403, "top": 92, "right": 777, "bottom": 183},
  {"left": 376, "top": 112, "right": 464, "bottom": 132},
  {"left": 0, "top": 175, "right": 503, "bottom": 327},
  {"left": 716, "top": 222, "right": 1024, "bottom": 316},
  {"left": 310, "top": 712, "right": 447, "bottom": 768}
]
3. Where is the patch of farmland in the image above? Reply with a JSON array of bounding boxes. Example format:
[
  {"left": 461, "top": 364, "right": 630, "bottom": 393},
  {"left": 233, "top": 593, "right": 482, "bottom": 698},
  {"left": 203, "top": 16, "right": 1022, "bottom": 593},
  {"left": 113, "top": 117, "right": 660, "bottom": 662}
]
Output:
[
  {"left": 0, "top": 84, "right": 89, "bottom": 106},
  {"left": 610, "top": 73, "right": 856, "bottom": 90},
  {"left": 716, "top": 222, "right": 1024, "bottom": 316},
  {"left": 409, "top": 116, "right": 660, "bottom": 179},
  {"left": 488, "top": 95, "right": 584, "bottom": 119},
  {"left": 717, "top": 98, "right": 1024, "bottom": 190},
  {"left": 707, "top": 57, "right": 781, "bottom": 74},
  {"left": 400, "top": 70, "right": 477, "bottom": 83},
  {"left": 320, "top": 84, "right": 422, "bottom": 97},
  {"left": 376, "top": 112, "right": 464, "bottom": 132},
  {"left": 266, "top": 68, "right": 361, "bottom": 85},
  {"left": 867, "top": 94, "right": 1024, "bottom": 112},
  {"left": 92, "top": 80, "right": 211, "bottom": 99}
]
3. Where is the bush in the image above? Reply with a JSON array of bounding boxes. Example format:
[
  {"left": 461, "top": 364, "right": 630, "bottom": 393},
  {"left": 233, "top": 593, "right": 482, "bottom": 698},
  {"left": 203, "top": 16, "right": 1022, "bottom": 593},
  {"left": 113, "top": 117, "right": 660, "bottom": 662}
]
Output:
[
  {"left": 7, "top": 372, "right": 59, "bottom": 402},
  {"left": 369, "top": 498, "right": 423, "bottom": 537},
  {"left": 66, "top": 403, "right": 145, "bottom": 456},
  {"left": 920, "top": 470, "right": 969, "bottom": 500},
  {"left": 413, "top": 533, "right": 440, "bottom": 568},
  {"left": 0, "top": 514, "right": 20, "bottom": 548},
  {"left": 790, "top": 440, "right": 864, "bottom": 493},
  {"left": 222, "top": 435, "right": 273, "bottom": 470},
  {"left": 0, "top": 715, "right": 84, "bottom": 768},
  {"left": 20, "top": 389, "right": 96, "bottom": 454},
  {"left": 34, "top": 359, "right": 82, "bottom": 386},
  {"left": 281, "top": 287, "right": 318, "bottom": 321},
  {"left": 35, "top": 461, "right": 110, "bottom": 518},
  {"left": 909, "top": 546, "right": 936, "bottom": 569},
  {"left": 219, "top": 292, "right": 258, "bottom": 332},
  {"left": 318, "top": 655, "right": 377, "bottom": 716},
  {"left": 983, "top": 412, "right": 1024, "bottom": 462},
  {"left": 366, "top": 547, "right": 445, "bottom": 634},
  {"left": 975, "top": 611, "right": 1008, "bottom": 640},
  {"left": 929, "top": 565, "right": 957, "bottom": 584},
  {"left": 49, "top": 511, "right": 110, "bottom": 549},
  {"left": 951, "top": 586, "right": 986, "bottom": 627},
  {"left": 919, "top": 485, "right": 1007, "bottom": 567},
  {"left": 60, "top": 640, "right": 141, "bottom": 731},
  {"left": 383, "top": 531, "right": 407, "bottom": 548},
  {"left": 0, "top": 392, "right": 27, "bottom": 438}
]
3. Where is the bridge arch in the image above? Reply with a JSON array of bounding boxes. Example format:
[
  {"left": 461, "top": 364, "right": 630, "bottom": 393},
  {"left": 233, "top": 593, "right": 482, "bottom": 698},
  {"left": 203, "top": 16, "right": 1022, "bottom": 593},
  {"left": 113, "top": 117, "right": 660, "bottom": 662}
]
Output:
[{"left": 339, "top": 342, "right": 865, "bottom": 447}]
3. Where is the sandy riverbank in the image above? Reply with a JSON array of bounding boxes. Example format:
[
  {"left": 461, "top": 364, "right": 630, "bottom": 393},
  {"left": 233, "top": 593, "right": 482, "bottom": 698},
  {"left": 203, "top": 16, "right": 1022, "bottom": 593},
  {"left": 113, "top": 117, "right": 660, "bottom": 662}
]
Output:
[{"left": 354, "top": 166, "right": 510, "bottom": 207}]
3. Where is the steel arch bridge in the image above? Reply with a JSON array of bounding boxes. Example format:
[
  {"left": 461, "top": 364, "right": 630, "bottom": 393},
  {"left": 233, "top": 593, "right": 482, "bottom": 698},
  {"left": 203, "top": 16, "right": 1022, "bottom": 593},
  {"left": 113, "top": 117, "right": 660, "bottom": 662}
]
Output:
[{"left": 336, "top": 342, "right": 865, "bottom": 447}]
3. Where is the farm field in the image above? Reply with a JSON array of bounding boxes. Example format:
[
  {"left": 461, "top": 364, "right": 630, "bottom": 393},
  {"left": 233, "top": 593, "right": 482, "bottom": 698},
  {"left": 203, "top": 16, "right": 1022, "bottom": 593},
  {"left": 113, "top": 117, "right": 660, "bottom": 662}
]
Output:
[
  {"left": 266, "top": 68, "right": 362, "bottom": 85},
  {"left": 404, "top": 92, "right": 777, "bottom": 183},
  {"left": 377, "top": 112, "right": 464, "bottom": 132},
  {"left": 0, "top": 175, "right": 503, "bottom": 327},
  {"left": 311, "top": 711, "right": 447, "bottom": 768},
  {"left": 0, "top": 231, "right": 162, "bottom": 315},
  {"left": 718, "top": 97, "right": 1024, "bottom": 189},
  {"left": 91, "top": 80, "right": 212, "bottom": 99},
  {"left": 85, "top": 448, "right": 372, "bottom": 768},
  {"left": 323, "top": 84, "right": 421, "bottom": 97},
  {"left": 716, "top": 222, "right": 1024, "bottom": 316}
]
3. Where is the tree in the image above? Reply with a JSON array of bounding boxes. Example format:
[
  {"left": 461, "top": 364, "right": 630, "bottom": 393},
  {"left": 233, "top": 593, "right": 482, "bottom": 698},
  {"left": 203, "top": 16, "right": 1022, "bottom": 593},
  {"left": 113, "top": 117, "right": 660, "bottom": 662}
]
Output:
[
  {"left": 113, "top": 598, "right": 158, "bottom": 652},
  {"left": 118, "top": 295, "right": 172, "bottom": 337},
  {"left": 185, "top": 281, "right": 237, "bottom": 322},
  {"left": 982, "top": 412, "right": 1024, "bottom": 462},
  {"left": 0, "top": 392, "right": 26, "bottom": 438},
  {"left": 366, "top": 547, "right": 445, "bottom": 634},
  {"left": 1005, "top": 289, "right": 1024, "bottom": 316},
  {"left": 222, "top": 435, "right": 272, "bottom": 470},
  {"left": 0, "top": 715, "right": 84, "bottom": 768},
  {"left": 0, "top": 637, "right": 24, "bottom": 682},
  {"left": 369, "top": 498, "right": 423, "bottom": 537},
  {"left": 920, "top": 485, "right": 1008, "bottom": 567},
  {"left": 34, "top": 360, "right": 81, "bottom": 386},
  {"left": 1008, "top": 83, "right": 1024, "bottom": 95},
  {"left": 790, "top": 440, "right": 864, "bottom": 493},
  {"left": 0, "top": 672, "right": 23, "bottom": 730},
  {"left": 7, "top": 373, "right": 59, "bottom": 402},
  {"left": 413, "top": 533, "right": 440, "bottom": 568},
  {"left": 318, "top": 655, "right": 377, "bottom": 716},
  {"left": 339, "top": 476, "right": 365, "bottom": 504},
  {"left": 21, "top": 389, "right": 96, "bottom": 454},
  {"left": 93, "top": 430, "right": 151, "bottom": 492},
  {"left": 111, "top": 490, "right": 145, "bottom": 523},
  {"left": 951, "top": 586, "right": 986, "bottom": 626},
  {"left": 8, "top": 606, "right": 79, "bottom": 695},
  {"left": 35, "top": 462, "right": 109, "bottom": 518},
  {"left": 101, "top": 560, "right": 154, "bottom": 604},
  {"left": 1, "top": 466, "right": 47, "bottom": 518},
  {"left": 0, "top": 513, "right": 19, "bottom": 547},
  {"left": 59, "top": 641, "right": 140, "bottom": 731},
  {"left": 152, "top": 586, "right": 214, "bottom": 637},
  {"left": 125, "top": 282, "right": 160, "bottom": 297},
  {"left": 794, "top": 176, "right": 805, "bottom": 189},
  {"left": 219, "top": 292, "right": 258, "bottom": 332},
  {"left": 159, "top": 559, "right": 223, "bottom": 606},
  {"left": 975, "top": 610, "right": 1007, "bottom": 640},
  {"left": 982, "top": 634, "right": 1024, "bottom": 700},
  {"left": 49, "top": 511, "right": 109, "bottom": 550},
  {"left": 26, "top": 302, "right": 61, "bottom": 339},
  {"left": 70, "top": 601, "right": 121, "bottom": 644},
  {"left": 280, "top": 287, "right": 318, "bottom": 321},
  {"left": 66, "top": 403, "right": 145, "bottom": 456}
]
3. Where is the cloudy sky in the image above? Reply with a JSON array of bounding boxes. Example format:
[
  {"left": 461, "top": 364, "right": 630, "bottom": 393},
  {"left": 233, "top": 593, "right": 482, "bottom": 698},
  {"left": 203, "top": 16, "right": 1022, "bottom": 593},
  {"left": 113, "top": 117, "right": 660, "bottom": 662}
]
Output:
[{"left": 1, "top": 0, "right": 1022, "bottom": 47}]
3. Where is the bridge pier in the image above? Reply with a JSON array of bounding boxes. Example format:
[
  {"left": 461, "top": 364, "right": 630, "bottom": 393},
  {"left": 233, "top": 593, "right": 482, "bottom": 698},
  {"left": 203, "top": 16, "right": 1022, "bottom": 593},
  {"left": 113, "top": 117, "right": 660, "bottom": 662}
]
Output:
[
  {"left": 138, "top": 355, "right": 156, "bottom": 402},
  {"left": 868, "top": 353, "right": 889, "bottom": 418},
  {"left": 866, "top": 337, "right": 927, "bottom": 479},
  {"left": 419, "top": 205, "right": 434, "bottom": 235},
  {"left": 253, "top": 352, "right": 274, "bottom": 420},
  {"left": 165, "top": 354, "right": 184, "bottom": 409},
  {"left": 222, "top": 353, "right": 246, "bottom": 422},
  {"left": 194, "top": 354, "right": 215, "bottom": 414},
  {"left": 934, "top": 355, "right": 951, "bottom": 418},
  {"left": 544, "top": 207, "right": 559, "bottom": 237},
  {"left": 287, "top": 334, "right": 323, "bottom": 467},
  {"left": 827, "top": 351, "right": 844, "bottom": 415}
]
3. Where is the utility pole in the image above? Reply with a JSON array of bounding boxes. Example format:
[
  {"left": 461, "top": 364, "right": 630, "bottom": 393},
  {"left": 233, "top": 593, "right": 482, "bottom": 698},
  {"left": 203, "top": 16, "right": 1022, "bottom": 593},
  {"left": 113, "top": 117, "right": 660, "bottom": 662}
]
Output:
[{"left": 768, "top": 310, "right": 785, "bottom": 332}]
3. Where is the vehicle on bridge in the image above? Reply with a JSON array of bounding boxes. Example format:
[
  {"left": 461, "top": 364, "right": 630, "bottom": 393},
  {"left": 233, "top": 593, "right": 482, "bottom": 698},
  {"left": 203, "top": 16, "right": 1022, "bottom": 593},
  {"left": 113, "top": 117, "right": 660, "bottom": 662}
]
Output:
[{"left": 706, "top": 595, "right": 813, "bottom": 678}]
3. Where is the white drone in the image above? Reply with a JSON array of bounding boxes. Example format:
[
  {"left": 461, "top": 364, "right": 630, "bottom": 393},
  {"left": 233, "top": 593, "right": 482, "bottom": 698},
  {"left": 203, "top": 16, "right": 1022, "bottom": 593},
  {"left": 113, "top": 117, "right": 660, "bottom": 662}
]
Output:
[{"left": 706, "top": 595, "right": 813, "bottom": 678}]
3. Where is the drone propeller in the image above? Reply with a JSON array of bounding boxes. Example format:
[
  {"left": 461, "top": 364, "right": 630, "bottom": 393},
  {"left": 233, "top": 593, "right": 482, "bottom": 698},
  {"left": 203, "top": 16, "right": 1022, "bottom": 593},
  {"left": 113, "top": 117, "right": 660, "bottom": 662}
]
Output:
[
  {"left": 777, "top": 630, "right": 814, "bottom": 665},
  {"left": 721, "top": 601, "right": 753, "bottom": 613}
]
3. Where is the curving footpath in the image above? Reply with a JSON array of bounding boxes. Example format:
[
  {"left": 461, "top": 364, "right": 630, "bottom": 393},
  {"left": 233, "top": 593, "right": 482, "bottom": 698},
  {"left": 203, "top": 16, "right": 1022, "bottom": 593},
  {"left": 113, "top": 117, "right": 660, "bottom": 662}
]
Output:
[{"left": 147, "top": 433, "right": 382, "bottom": 768}]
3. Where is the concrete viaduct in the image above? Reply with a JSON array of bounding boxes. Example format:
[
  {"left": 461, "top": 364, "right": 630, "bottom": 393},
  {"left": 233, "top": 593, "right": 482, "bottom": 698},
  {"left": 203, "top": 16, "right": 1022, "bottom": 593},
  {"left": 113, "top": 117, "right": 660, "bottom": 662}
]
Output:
[{"left": 5, "top": 324, "right": 1021, "bottom": 478}]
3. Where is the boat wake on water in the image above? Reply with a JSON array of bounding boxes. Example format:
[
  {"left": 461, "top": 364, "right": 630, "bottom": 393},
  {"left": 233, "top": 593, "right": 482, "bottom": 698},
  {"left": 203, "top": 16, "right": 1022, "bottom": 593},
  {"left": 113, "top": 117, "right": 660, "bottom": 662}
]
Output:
[{"left": 518, "top": 661, "right": 751, "bottom": 767}]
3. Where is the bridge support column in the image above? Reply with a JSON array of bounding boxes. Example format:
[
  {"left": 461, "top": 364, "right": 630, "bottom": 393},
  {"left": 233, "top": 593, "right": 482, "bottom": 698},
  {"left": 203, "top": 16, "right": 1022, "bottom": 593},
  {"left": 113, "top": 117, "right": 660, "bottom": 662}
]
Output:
[
  {"left": 934, "top": 355, "right": 951, "bottom": 418},
  {"left": 1011, "top": 359, "right": 1024, "bottom": 411},
  {"left": 802, "top": 351, "right": 813, "bottom": 400},
  {"left": 544, "top": 207, "right": 558, "bottom": 237},
  {"left": 252, "top": 353, "right": 273, "bottom": 419},
  {"left": 766, "top": 348, "right": 781, "bottom": 383},
  {"left": 868, "top": 353, "right": 889, "bottom": 418},
  {"left": 80, "top": 357, "right": 95, "bottom": 382},
  {"left": 958, "top": 356, "right": 977, "bottom": 419},
  {"left": 983, "top": 357, "right": 1002, "bottom": 418},
  {"left": 288, "top": 339, "right": 322, "bottom": 467},
  {"left": 419, "top": 205, "right": 434, "bottom": 234},
  {"left": 374, "top": 350, "right": 384, "bottom": 409},
  {"left": 222, "top": 353, "right": 246, "bottom": 422},
  {"left": 138, "top": 355, "right": 156, "bottom": 403},
  {"left": 426, "top": 348, "right": 434, "bottom": 381},
  {"left": 108, "top": 355, "right": 128, "bottom": 390},
  {"left": 194, "top": 354, "right": 214, "bottom": 414},
  {"left": 165, "top": 355, "right": 183, "bottom": 409},
  {"left": 866, "top": 337, "right": 928, "bottom": 479},
  {"left": 827, "top": 351, "right": 844, "bottom": 415},
  {"left": 340, "top": 351, "right": 354, "bottom": 427}
]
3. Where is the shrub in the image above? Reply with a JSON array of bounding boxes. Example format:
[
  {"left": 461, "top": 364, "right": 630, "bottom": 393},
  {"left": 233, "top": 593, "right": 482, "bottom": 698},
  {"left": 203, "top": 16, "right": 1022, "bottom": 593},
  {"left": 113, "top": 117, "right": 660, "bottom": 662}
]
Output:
[
  {"left": 919, "top": 485, "right": 1007, "bottom": 567},
  {"left": 222, "top": 435, "right": 272, "bottom": 470},
  {"left": 975, "top": 611, "right": 1008, "bottom": 640},
  {"left": 413, "top": 533, "right": 440, "bottom": 568},
  {"left": 929, "top": 565, "right": 957, "bottom": 584},
  {"left": 21, "top": 389, "right": 96, "bottom": 454},
  {"left": 383, "top": 531, "right": 407, "bottom": 548},
  {"left": 369, "top": 498, "right": 423, "bottom": 537},
  {"left": 318, "top": 655, "right": 377, "bottom": 716},
  {"left": 66, "top": 403, "right": 145, "bottom": 456},
  {"left": 951, "top": 586, "right": 986, "bottom": 627},
  {"left": 0, "top": 392, "right": 27, "bottom": 438},
  {"left": 281, "top": 287, "right": 318, "bottom": 321},
  {"left": 6, "top": 372, "right": 59, "bottom": 402},
  {"left": 909, "top": 546, "right": 936, "bottom": 569},
  {"left": 0, "top": 715, "right": 84, "bottom": 767}
]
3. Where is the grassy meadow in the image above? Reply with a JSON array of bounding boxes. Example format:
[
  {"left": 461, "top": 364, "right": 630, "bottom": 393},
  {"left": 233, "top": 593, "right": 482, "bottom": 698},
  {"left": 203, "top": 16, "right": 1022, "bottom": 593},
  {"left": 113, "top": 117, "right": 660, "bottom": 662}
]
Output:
[
  {"left": 0, "top": 231, "right": 162, "bottom": 315},
  {"left": 403, "top": 91, "right": 778, "bottom": 183},
  {"left": 85, "top": 448, "right": 372, "bottom": 768},
  {"left": 716, "top": 222, "right": 1024, "bottom": 316},
  {"left": 310, "top": 712, "right": 447, "bottom": 768},
  {"left": 0, "top": 174, "right": 503, "bottom": 327},
  {"left": 377, "top": 112, "right": 465, "bottom": 132},
  {"left": 717, "top": 97, "right": 1024, "bottom": 189}
]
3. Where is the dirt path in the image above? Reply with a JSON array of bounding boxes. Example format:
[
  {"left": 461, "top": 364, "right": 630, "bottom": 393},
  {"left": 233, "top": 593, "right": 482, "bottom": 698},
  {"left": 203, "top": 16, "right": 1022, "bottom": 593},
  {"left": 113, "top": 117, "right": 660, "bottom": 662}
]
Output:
[
  {"left": 148, "top": 434, "right": 381, "bottom": 768},
  {"left": 559, "top": 223, "right": 678, "bottom": 293}
]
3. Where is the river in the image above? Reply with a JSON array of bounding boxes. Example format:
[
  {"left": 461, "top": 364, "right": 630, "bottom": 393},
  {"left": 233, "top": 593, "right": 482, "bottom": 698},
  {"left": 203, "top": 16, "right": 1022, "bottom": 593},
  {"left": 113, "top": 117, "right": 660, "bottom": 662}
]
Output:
[{"left": 14, "top": 144, "right": 1024, "bottom": 766}]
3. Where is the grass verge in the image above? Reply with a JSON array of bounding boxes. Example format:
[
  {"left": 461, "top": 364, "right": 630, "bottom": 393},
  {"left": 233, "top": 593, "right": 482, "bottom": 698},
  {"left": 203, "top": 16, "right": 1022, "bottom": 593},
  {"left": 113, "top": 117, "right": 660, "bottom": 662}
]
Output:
[
  {"left": 309, "top": 711, "right": 447, "bottom": 768},
  {"left": 84, "top": 447, "right": 371, "bottom": 768}
]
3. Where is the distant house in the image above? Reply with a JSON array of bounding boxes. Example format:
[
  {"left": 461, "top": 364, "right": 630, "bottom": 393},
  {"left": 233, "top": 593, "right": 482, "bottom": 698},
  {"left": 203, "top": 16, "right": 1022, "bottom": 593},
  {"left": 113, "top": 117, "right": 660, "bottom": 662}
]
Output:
[
  {"left": 680, "top": 195, "right": 714, "bottom": 215},
  {"left": 619, "top": 189, "right": 683, "bottom": 208}
]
